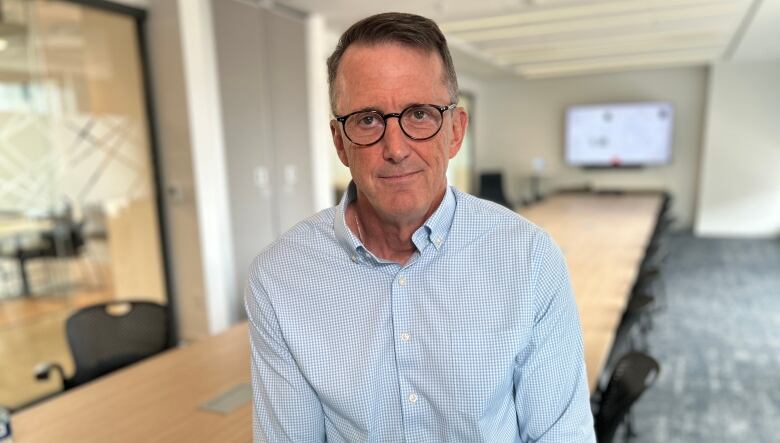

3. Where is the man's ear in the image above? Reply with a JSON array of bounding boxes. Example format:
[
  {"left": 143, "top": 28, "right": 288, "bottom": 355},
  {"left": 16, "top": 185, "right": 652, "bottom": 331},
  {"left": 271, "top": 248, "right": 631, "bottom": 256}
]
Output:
[
  {"left": 448, "top": 107, "right": 469, "bottom": 159},
  {"left": 331, "top": 120, "right": 350, "bottom": 167}
]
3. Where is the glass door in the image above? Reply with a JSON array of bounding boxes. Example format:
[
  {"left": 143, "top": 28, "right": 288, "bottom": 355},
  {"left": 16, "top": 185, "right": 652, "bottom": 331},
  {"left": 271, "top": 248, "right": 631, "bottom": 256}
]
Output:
[{"left": 0, "top": 0, "right": 169, "bottom": 409}]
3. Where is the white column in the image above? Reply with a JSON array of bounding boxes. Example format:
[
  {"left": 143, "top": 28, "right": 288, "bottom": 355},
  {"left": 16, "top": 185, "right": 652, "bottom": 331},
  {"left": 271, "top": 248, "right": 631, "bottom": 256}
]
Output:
[
  {"left": 177, "top": 0, "right": 236, "bottom": 334},
  {"left": 306, "top": 13, "right": 336, "bottom": 210}
]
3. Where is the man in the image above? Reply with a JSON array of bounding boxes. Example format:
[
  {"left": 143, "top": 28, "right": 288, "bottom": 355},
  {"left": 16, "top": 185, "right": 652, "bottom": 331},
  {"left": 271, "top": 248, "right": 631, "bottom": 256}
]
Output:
[{"left": 245, "top": 12, "right": 595, "bottom": 442}]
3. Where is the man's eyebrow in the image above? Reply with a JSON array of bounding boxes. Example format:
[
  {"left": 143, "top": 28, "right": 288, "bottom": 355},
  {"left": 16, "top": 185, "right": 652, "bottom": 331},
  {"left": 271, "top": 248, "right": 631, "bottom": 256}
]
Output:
[
  {"left": 357, "top": 106, "right": 382, "bottom": 113},
  {"left": 339, "top": 106, "right": 381, "bottom": 116},
  {"left": 343, "top": 102, "right": 430, "bottom": 115}
]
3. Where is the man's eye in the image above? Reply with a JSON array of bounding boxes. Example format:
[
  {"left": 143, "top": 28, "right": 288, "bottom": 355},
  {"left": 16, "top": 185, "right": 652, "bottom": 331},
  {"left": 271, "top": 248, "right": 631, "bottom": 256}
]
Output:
[
  {"left": 412, "top": 109, "right": 431, "bottom": 120},
  {"left": 354, "top": 114, "right": 382, "bottom": 128}
]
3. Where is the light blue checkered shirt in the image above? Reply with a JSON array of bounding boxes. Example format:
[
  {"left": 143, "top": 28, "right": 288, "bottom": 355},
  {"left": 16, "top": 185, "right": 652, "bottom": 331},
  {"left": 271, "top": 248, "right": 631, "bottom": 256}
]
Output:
[{"left": 245, "top": 184, "right": 595, "bottom": 442}]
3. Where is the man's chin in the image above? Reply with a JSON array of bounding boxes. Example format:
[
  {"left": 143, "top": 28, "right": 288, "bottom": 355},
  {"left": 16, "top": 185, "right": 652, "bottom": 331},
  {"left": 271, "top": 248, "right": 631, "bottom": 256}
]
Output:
[{"left": 373, "top": 198, "right": 429, "bottom": 223}]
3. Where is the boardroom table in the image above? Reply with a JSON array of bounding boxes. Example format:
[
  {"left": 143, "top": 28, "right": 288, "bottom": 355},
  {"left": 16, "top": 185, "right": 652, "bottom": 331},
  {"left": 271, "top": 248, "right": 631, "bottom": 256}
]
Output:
[
  {"left": 11, "top": 323, "right": 252, "bottom": 442},
  {"left": 519, "top": 191, "right": 663, "bottom": 391},
  {"left": 10, "top": 192, "right": 662, "bottom": 440}
]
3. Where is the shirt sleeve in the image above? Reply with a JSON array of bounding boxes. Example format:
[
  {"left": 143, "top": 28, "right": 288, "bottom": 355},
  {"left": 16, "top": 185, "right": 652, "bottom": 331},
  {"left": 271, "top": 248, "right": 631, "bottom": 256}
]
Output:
[
  {"left": 244, "top": 258, "right": 326, "bottom": 442},
  {"left": 514, "top": 231, "right": 596, "bottom": 442}
]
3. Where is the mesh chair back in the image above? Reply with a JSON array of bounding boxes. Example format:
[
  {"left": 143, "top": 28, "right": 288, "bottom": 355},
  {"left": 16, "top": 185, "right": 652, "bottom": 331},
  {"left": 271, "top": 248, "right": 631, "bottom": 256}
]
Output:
[
  {"left": 65, "top": 301, "right": 169, "bottom": 389},
  {"left": 478, "top": 172, "right": 511, "bottom": 208},
  {"left": 595, "top": 351, "right": 660, "bottom": 443}
]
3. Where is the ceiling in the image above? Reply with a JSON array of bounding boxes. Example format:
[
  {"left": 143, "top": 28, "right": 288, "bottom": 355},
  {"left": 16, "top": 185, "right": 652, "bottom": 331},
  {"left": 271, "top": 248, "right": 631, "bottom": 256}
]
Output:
[
  {"left": 275, "top": 0, "right": 775, "bottom": 79},
  {"left": 1, "top": 0, "right": 775, "bottom": 80}
]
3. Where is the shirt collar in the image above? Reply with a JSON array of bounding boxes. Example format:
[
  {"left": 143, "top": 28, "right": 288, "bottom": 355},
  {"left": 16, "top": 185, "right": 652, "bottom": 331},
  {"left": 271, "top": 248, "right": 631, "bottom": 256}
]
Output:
[
  {"left": 334, "top": 182, "right": 363, "bottom": 256},
  {"left": 334, "top": 181, "right": 457, "bottom": 257},
  {"left": 414, "top": 184, "right": 456, "bottom": 252}
]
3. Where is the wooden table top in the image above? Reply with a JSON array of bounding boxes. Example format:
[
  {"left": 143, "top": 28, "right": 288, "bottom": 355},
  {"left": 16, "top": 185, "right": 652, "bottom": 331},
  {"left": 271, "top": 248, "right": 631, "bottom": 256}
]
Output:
[
  {"left": 520, "top": 192, "right": 662, "bottom": 392},
  {"left": 12, "top": 323, "right": 252, "bottom": 443}
]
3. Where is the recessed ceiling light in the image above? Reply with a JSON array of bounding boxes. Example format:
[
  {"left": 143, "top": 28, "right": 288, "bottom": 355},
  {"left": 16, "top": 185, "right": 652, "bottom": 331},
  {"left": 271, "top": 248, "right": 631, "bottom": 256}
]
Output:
[{"left": 0, "top": 39, "right": 8, "bottom": 51}]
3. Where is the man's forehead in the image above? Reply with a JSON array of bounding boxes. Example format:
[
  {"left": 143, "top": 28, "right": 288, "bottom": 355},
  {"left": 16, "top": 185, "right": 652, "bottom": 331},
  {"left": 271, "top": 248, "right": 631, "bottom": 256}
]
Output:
[
  {"left": 334, "top": 43, "right": 448, "bottom": 110},
  {"left": 342, "top": 41, "right": 439, "bottom": 61},
  {"left": 338, "top": 43, "right": 443, "bottom": 77}
]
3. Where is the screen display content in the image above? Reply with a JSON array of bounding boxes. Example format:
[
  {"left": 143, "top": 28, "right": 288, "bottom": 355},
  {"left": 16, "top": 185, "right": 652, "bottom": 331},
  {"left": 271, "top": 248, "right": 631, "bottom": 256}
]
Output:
[{"left": 565, "top": 102, "right": 674, "bottom": 167}]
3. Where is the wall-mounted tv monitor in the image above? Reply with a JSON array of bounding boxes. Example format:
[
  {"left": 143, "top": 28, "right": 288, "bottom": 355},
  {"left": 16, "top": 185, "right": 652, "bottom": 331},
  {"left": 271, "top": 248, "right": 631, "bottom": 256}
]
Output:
[{"left": 565, "top": 102, "right": 673, "bottom": 167}]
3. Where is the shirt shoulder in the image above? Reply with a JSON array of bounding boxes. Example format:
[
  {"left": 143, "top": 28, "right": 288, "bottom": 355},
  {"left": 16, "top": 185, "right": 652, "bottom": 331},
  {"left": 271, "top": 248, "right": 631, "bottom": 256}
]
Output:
[
  {"left": 450, "top": 189, "right": 551, "bottom": 248},
  {"left": 449, "top": 190, "right": 566, "bottom": 289},
  {"left": 248, "top": 207, "right": 340, "bottom": 277}
]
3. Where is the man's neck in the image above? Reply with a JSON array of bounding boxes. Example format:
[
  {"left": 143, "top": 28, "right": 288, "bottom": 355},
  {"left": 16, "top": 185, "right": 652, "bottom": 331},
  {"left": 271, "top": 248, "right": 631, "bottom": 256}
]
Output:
[{"left": 348, "top": 190, "right": 445, "bottom": 265}]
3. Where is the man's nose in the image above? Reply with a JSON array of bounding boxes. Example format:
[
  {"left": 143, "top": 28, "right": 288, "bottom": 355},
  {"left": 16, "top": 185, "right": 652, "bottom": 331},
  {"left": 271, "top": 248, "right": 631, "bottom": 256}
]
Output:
[{"left": 382, "top": 117, "right": 411, "bottom": 163}]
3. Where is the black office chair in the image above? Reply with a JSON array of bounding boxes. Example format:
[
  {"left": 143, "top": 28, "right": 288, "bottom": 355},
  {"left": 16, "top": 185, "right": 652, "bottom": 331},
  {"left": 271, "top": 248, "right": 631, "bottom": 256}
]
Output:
[
  {"left": 593, "top": 352, "right": 660, "bottom": 443},
  {"left": 632, "top": 262, "right": 667, "bottom": 316},
  {"left": 35, "top": 301, "right": 170, "bottom": 390},
  {"left": 478, "top": 172, "right": 512, "bottom": 208},
  {"left": 631, "top": 266, "right": 661, "bottom": 300},
  {"left": 641, "top": 243, "right": 668, "bottom": 273},
  {"left": 599, "top": 291, "right": 655, "bottom": 395}
]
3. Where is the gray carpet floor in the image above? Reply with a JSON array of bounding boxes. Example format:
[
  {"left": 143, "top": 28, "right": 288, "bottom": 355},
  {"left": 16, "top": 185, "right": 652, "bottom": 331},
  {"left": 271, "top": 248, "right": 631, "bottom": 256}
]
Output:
[{"left": 628, "top": 233, "right": 780, "bottom": 443}]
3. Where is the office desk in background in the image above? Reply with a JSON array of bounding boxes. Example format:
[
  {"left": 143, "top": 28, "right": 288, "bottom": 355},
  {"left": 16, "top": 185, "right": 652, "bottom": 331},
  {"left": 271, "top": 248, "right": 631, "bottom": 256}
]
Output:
[
  {"left": 0, "top": 218, "right": 55, "bottom": 296},
  {"left": 520, "top": 192, "right": 662, "bottom": 391},
  {"left": 0, "top": 220, "right": 54, "bottom": 239},
  {"left": 12, "top": 323, "right": 251, "bottom": 442}
]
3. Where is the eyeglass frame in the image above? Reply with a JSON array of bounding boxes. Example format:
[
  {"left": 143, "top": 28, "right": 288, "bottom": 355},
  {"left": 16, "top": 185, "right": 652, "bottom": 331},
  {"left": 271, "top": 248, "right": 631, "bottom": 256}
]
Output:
[{"left": 334, "top": 103, "right": 457, "bottom": 147}]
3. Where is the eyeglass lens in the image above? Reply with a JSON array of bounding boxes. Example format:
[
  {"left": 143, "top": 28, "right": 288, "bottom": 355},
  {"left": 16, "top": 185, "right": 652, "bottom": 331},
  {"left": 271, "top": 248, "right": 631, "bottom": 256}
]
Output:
[{"left": 344, "top": 105, "right": 445, "bottom": 145}]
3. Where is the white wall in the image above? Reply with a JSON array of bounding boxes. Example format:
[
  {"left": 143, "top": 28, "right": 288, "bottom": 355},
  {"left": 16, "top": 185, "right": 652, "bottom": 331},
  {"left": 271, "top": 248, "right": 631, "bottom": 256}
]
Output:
[
  {"left": 146, "top": 0, "right": 326, "bottom": 337},
  {"left": 211, "top": 0, "right": 277, "bottom": 328},
  {"left": 306, "top": 15, "right": 335, "bottom": 211},
  {"left": 458, "top": 73, "right": 491, "bottom": 157},
  {"left": 177, "top": 0, "right": 237, "bottom": 335},
  {"left": 212, "top": 1, "right": 320, "bottom": 324},
  {"left": 150, "top": 0, "right": 328, "bottom": 335},
  {"left": 146, "top": 0, "right": 209, "bottom": 340},
  {"left": 695, "top": 60, "right": 780, "bottom": 237},
  {"left": 477, "top": 67, "right": 709, "bottom": 228}
]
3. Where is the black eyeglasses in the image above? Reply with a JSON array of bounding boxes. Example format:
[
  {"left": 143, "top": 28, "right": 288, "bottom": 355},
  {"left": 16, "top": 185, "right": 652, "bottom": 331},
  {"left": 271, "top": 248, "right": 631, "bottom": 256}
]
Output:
[{"left": 335, "top": 103, "right": 456, "bottom": 147}]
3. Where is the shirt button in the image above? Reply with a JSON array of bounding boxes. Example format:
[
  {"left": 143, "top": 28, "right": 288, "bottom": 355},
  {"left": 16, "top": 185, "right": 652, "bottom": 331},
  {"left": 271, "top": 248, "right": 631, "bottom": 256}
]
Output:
[
  {"left": 400, "top": 332, "right": 411, "bottom": 342},
  {"left": 350, "top": 255, "right": 358, "bottom": 262},
  {"left": 398, "top": 276, "right": 407, "bottom": 286},
  {"left": 408, "top": 393, "right": 418, "bottom": 403},
  {"left": 434, "top": 237, "right": 442, "bottom": 246}
]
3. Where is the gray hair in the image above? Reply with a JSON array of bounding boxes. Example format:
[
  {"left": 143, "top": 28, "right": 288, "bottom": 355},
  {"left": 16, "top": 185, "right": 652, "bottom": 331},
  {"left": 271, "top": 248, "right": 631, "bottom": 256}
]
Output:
[{"left": 326, "top": 12, "right": 459, "bottom": 114}]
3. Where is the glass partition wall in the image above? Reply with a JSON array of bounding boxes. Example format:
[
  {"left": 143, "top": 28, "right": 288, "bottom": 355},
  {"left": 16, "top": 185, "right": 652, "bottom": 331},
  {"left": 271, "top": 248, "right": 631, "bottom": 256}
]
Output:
[{"left": 0, "top": 0, "right": 169, "bottom": 409}]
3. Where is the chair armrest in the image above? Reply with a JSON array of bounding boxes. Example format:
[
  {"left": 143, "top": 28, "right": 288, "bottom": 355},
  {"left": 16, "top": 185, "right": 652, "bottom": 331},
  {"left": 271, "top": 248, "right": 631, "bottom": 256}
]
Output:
[{"left": 34, "top": 362, "right": 66, "bottom": 383}]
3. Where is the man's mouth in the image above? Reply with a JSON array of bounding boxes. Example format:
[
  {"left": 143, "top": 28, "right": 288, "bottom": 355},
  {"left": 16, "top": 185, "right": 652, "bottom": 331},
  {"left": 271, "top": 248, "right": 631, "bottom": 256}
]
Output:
[{"left": 379, "top": 171, "right": 421, "bottom": 182}]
